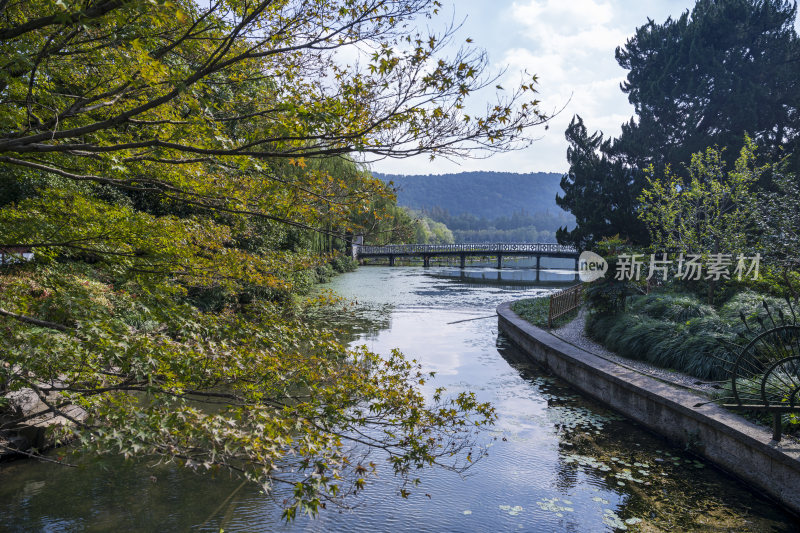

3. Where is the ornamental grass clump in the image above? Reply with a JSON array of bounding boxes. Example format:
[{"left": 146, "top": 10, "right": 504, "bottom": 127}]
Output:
[
  {"left": 586, "top": 291, "right": 762, "bottom": 380},
  {"left": 628, "top": 293, "right": 715, "bottom": 323}
]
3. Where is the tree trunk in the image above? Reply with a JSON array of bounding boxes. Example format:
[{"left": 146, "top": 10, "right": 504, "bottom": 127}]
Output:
[{"left": 707, "top": 239, "right": 719, "bottom": 305}]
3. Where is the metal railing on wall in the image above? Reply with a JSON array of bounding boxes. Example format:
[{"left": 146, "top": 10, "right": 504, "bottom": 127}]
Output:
[{"left": 548, "top": 284, "right": 583, "bottom": 328}]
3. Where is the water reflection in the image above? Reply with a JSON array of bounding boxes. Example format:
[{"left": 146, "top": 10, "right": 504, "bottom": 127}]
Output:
[
  {"left": 497, "top": 337, "right": 795, "bottom": 531},
  {"left": 0, "top": 266, "right": 797, "bottom": 532},
  {"left": 432, "top": 267, "right": 577, "bottom": 287}
]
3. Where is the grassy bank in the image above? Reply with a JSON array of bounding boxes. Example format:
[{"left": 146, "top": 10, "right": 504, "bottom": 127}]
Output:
[{"left": 512, "top": 296, "right": 579, "bottom": 329}]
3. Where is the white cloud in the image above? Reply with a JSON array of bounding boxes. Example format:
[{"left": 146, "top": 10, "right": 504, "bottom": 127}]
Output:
[
  {"left": 513, "top": 0, "right": 614, "bottom": 27},
  {"left": 511, "top": 0, "right": 620, "bottom": 50},
  {"left": 499, "top": 0, "right": 632, "bottom": 161},
  {"left": 369, "top": 0, "right": 698, "bottom": 175}
]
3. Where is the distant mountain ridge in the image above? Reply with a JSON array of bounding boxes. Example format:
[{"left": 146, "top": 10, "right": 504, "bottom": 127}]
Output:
[{"left": 372, "top": 170, "right": 567, "bottom": 220}]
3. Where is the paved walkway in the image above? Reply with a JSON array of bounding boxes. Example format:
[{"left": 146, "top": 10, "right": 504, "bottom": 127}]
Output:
[{"left": 550, "top": 309, "right": 717, "bottom": 395}]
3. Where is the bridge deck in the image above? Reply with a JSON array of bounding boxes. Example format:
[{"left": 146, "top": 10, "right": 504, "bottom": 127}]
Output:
[{"left": 355, "top": 243, "right": 578, "bottom": 258}]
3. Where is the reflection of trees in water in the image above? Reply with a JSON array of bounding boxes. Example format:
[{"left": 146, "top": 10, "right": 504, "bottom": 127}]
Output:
[
  {"left": 0, "top": 451, "right": 264, "bottom": 530},
  {"left": 338, "top": 311, "right": 393, "bottom": 341},
  {"left": 306, "top": 302, "right": 394, "bottom": 343},
  {"left": 430, "top": 271, "right": 575, "bottom": 288}
]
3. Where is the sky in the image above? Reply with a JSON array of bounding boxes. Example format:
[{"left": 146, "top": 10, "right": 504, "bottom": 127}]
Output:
[{"left": 369, "top": 0, "right": 698, "bottom": 176}]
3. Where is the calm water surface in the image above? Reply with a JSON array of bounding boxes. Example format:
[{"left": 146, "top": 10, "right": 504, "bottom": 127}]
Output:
[{"left": 1, "top": 266, "right": 798, "bottom": 532}]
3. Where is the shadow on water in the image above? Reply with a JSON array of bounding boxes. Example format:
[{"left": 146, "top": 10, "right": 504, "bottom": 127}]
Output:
[{"left": 429, "top": 268, "right": 577, "bottom": 288}]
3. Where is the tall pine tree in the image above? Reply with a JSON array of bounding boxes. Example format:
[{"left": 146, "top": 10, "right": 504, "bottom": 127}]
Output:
[
  {"left": 615, "top": 0, "right": 800, "bottom": 173},
  {"left": 558, "top": 0, "right": 800, "bottom": 248},
  {"left": 556, "top": 116, "right": 647, "bottom": 248}
]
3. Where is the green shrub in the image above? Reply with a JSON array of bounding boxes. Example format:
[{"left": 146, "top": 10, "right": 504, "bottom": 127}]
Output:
[
  {"left": 601, "top": 314, "right": 680, "bottom": 367},
  {"left": 676, "top": 331, "right": 737, "bottom": 380},
  {"left": 584, "top": 279, "right": 629, "bottom": 315},
  {"left": 331, "top": 256, "right": 358, "bottom": 273},
  {"left": 315, "top": 263, "right": 335, "bottom": 283},
  {"left": 719, "top": 290, "right": 795, "bottom": 324},
  {"left": 584, "top": 235, "right": 641, "bottom": 316},
  {"left": 628, "top": 293, "right": 714, "bottom": 322},
  {"left": 585, "top": 290, "right": 773, "bottom": 380}
]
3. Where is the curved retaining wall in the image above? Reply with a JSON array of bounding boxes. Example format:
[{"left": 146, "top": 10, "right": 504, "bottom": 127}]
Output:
[{"left": 497, "top": 301, "right": 800, "bottom": 515}]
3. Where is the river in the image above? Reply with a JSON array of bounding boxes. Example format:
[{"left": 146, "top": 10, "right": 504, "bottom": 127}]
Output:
[{"left": 0, "top": 265, "right": 798, "bottom": 531}]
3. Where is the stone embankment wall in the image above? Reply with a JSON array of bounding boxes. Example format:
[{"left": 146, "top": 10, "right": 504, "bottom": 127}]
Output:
[
  {"left": 498, "top": 301, "right": 800, "bottom": 515},
  {"left": 1, "top": 387, "right": 86, "bottom": 460}
]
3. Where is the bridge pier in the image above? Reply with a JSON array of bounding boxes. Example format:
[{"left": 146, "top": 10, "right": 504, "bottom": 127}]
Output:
[
  {"left": 460, "top": 254, "right": 466, "bottom": 269},
  {"left": 497, "top": 254, "right": 502, "bottom": 269},
  {"left": 423, "top": 255, "right": 430, "bottom": 267},
  {"left": 536, "top": 255, "right": 541, "bottom": 282},
  {"left": 574, "top": 257, "right": 579, "bottom": 281},
  {"left": 389, "top": 255, "right": 395, "bottom": 267}
]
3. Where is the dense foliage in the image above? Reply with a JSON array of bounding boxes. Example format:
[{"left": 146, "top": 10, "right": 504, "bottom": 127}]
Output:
[
  {"left": 754, "top": 164, "right": 800, "bottom": 279},
  {"left": 639, "top": 137, "right": 764, "bottom": 303},
  {"left": 556, "top": 117, "right": 647, "bottom": 248},
  {"left": 0, "top": 0, "right": 556, "bottom": 518},
  {"left": 511, "top": 296, "right": 577, "bottom": 329},
  {"left": 586, "top": 291, "right": 793, "bottom": 381},
  {"left": 409, "top": 211, "right": 455, "bottom": 244},
  {"left": 639, "top": 138, "right": 762, "bottom": 256},
  {"left": 557, "top": 0, "right": 800, "bottom": 248},
  {"left": 579, "top": 143, "right": 800, "bottom": 404},
  {"left": 582, "top": 236, "right": 641, "bottom": 316},
  {"left": 616, "top": 0, "right": 800, "bottom": 174}
]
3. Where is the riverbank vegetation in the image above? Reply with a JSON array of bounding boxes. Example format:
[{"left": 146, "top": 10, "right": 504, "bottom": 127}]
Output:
[
  {"left": 580, "top": 129, "right": 800, "bottom": 384},
  {"left": 586, "top": 292, "right": 793, "bottom": 381},
  {"left": 511, "top": 297, "right": 578, "bottom": 330},
  {"left": 549, "top": 0, "right": 800, "bottom": 434},
  {"left": 0, "top": 0, "right": 554, "bottom": 518},
  {"left": 556, "top": 0, "right": 800, "bottom": 249},
  {"left": 577, "top": 140, "right": 800, "bottom": 427}
]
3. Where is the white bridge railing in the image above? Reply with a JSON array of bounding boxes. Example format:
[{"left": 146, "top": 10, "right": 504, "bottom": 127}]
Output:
[{"left": 355, "top": 243, "right": 578, "bottom": 256}]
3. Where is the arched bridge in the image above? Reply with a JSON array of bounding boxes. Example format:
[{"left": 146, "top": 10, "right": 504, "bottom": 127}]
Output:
[{"left": 353, "top": 243, "right": 579, "bottom": 269}]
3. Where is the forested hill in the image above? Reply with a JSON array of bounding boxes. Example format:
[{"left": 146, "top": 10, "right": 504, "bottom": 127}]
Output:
[{"left": 372, "top": 171, "right": 566, "bottom": 220}]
